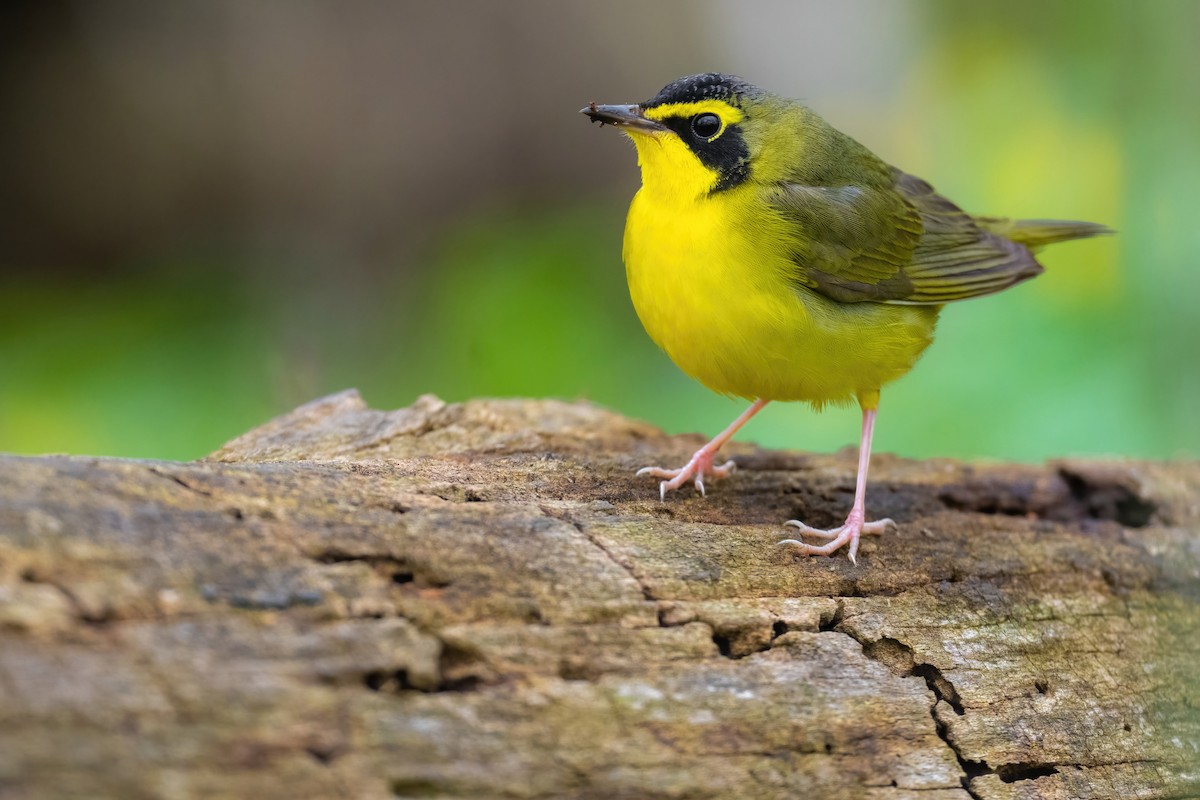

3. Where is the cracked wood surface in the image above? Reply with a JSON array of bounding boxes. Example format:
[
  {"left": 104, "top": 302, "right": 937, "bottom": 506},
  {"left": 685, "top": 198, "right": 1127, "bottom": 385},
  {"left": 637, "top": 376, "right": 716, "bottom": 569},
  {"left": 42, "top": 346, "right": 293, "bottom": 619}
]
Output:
[{"left": 1, "top": 389, "right": 1198, "bottom": 799}]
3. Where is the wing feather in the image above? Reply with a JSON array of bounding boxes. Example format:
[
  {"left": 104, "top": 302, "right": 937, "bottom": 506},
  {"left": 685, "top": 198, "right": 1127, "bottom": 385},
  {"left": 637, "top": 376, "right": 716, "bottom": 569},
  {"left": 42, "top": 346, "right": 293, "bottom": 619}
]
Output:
[{"left": 768, "top": 168, "right": 1043, "bottom": 304}]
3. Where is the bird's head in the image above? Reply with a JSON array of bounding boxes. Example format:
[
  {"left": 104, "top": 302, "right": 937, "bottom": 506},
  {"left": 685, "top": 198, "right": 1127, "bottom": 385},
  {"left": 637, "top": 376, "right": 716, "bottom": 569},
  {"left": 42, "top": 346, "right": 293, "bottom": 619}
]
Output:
[{"left": 582, "top": 73, "right": 786, "bottom": 200}]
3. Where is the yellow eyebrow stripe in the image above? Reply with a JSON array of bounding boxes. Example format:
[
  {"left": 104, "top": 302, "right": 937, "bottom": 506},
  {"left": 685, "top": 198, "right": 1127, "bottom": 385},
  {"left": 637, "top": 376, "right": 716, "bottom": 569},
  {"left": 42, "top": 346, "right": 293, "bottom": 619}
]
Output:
[{"left": 642, "top": 101, "right": 744, "bottom": 126}]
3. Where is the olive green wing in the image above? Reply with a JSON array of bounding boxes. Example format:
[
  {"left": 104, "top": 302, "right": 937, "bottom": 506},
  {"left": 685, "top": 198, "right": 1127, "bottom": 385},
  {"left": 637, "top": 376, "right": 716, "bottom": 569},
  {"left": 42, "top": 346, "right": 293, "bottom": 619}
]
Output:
[{"left": 768, "top": 169, "right": 1042, "bottom": 304}]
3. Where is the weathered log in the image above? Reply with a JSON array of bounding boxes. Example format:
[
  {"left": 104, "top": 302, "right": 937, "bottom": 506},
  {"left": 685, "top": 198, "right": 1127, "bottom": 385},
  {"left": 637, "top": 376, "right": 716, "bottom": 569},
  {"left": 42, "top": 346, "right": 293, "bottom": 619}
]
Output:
[{"left": 1, "top": 390, "right": 1197, "bottom": 799}]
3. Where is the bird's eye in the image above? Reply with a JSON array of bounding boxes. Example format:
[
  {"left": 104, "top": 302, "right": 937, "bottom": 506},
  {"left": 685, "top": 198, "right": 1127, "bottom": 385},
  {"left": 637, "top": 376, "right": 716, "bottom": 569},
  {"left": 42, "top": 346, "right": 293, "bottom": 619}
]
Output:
[{"left": 691, "top": 113, "right": 721, "bottom": 139}]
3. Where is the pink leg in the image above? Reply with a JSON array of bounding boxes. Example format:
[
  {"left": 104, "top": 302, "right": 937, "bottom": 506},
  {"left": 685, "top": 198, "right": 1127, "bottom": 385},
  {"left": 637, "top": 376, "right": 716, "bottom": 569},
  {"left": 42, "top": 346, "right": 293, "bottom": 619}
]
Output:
[
  {"left": 637, "top": 399, "right": 768, "bottom": 500},
  {"left": 778, "top": 406, "right": 896, "bottom": 564}
]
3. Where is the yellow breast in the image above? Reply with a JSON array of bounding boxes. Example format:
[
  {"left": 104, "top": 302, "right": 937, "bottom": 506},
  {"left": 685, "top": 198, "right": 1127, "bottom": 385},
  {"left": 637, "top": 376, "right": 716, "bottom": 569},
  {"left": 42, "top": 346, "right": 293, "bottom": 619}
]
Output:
[{"left": 622, "top": 184, "right": 940, "bottom": 407}]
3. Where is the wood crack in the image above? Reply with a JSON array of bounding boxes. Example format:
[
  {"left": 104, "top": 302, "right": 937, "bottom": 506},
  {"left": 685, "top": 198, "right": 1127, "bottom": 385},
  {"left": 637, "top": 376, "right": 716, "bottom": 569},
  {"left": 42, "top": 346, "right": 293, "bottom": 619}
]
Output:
[{"left": 539, "top": 504, "right": 658, "bottom": 603}]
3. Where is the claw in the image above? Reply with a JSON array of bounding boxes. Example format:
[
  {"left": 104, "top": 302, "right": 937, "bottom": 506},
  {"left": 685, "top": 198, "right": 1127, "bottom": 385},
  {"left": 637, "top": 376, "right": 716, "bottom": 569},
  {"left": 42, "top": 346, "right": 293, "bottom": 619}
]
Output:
[
  {"left": 634, "top": 400, "right": 766, "bottom": 501},
  {"left": 778, "top": 515, "right": 895, "bottom": 563},
  {"left": 637, "top": 448, "right": 735, "bottom": 500}
]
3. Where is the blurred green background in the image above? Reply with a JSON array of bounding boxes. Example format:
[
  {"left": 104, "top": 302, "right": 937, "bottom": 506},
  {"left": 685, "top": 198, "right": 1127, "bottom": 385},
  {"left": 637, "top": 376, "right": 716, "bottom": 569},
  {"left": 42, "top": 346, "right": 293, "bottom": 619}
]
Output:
[{"left": 1, "top": 0, "right": 1197, "bottom": 462}]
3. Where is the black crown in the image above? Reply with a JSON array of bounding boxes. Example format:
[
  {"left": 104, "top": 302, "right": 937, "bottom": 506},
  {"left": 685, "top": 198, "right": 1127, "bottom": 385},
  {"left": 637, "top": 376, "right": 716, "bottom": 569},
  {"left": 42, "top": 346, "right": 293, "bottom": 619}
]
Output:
[{"left": 642, "top": 73, "right": 761, "bottom": 109}]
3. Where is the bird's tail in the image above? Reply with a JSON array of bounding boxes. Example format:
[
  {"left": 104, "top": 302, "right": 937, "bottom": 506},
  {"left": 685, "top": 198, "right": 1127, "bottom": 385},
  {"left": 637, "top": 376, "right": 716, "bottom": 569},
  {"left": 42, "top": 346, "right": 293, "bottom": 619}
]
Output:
[{"left": 974, "top": 216, "right": 1114, "bottom": 250}]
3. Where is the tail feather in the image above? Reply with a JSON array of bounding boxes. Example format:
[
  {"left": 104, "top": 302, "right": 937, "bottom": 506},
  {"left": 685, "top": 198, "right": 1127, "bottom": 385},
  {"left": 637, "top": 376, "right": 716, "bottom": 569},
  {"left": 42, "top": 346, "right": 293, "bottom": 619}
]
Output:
[{"left": 973, "top": 216, "right": 1114, "bottom": 249}]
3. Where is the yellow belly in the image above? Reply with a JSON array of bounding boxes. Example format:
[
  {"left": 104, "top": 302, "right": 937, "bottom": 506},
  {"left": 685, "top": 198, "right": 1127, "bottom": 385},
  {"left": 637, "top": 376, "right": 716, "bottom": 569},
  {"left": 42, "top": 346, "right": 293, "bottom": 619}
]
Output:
[{"left": 622, "top": 186, "right": 941, "bottom": 407}]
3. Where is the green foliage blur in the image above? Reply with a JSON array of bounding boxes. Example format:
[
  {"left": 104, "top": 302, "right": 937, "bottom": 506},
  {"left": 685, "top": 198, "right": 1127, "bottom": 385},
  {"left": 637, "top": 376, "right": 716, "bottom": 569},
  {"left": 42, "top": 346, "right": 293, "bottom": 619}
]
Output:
[{"left": 1, "top": 0, "right": 1197, "bottom": 462}]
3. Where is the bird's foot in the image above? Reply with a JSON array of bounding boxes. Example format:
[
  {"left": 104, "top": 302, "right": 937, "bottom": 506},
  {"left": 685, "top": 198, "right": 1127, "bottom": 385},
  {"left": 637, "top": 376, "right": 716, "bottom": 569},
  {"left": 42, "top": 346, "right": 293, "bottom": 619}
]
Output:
[
  {"left": 636, "top": 449, "right": 736, "bottom": 500},
  {"left": 777, "top": 511, "right": 896, "bottom": 565}
]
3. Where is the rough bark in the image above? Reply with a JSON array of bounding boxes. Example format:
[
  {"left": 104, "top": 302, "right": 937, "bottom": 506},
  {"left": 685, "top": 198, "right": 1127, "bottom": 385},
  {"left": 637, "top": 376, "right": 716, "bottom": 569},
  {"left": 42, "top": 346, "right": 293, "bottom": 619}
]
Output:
[{"left": 1, "top": 390, "right": 1197, "bottom": 800}]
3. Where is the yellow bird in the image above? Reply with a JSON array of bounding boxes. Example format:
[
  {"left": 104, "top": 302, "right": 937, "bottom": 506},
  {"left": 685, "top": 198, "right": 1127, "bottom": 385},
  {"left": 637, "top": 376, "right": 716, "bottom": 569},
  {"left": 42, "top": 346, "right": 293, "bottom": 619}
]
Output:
[{"left": 582, "top": 73, "right": 1109, "bottom": 563}]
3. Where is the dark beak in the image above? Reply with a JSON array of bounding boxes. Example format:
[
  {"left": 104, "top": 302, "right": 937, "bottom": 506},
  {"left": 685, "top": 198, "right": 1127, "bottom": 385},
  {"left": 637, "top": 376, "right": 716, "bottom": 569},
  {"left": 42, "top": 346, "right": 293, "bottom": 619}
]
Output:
[{"left": 580, "top": 103, "right": 667, "bottom": 133}]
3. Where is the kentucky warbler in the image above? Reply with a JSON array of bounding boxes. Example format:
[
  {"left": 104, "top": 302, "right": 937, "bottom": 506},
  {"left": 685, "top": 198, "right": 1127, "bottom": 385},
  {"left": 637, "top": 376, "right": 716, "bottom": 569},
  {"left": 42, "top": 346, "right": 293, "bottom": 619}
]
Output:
[{"left": 582, "top": 73, "right": 1109, "bottom": 563}]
